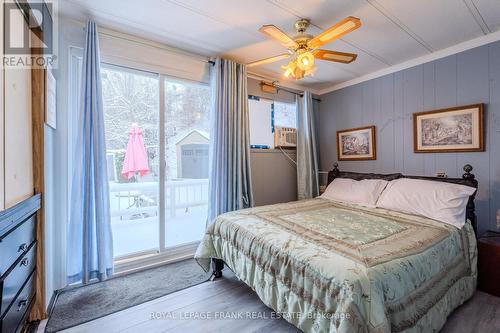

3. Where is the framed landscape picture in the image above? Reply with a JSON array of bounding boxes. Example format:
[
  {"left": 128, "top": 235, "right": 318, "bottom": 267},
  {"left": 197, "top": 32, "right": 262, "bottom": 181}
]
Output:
[
  {"left": 414, "top": 104, "right": 484, "bottom": 153},
  {"left": 337, "top": 125, "right": 376, "bottom": 161}
]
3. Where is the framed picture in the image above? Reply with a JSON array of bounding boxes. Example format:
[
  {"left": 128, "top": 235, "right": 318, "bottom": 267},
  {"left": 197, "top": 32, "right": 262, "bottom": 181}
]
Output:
[
  {"left": 413, "top": 104, "right": 484, "bottom": 153},
  {"left": 337, "top": 126, "right": 376, "bottom": 161}
]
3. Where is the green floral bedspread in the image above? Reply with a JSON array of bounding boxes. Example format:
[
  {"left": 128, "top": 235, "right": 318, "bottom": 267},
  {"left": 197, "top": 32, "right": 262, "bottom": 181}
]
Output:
[{"left": 195, "top": 198, "right": 477, "bottom": 333}]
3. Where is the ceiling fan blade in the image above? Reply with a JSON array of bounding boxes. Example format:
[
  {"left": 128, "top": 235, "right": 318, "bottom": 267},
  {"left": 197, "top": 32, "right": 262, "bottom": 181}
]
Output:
[
  {"left": 259, "top": 25, "right": 298, "bottom": 49},
  {"left": 314, "top": 49, "right": 357, "bottom": 63},
  {"left": 247, "top": 53, "right": 291, "bottom": 67},
  {"left": 308, "top": 16, "right": 361, "bottom": 49}
]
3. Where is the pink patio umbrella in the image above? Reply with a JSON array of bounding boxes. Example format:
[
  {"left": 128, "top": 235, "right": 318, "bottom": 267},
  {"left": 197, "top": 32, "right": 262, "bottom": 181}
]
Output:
[{"left": 121, "top": 123, "right": 150, "bottom": 180}]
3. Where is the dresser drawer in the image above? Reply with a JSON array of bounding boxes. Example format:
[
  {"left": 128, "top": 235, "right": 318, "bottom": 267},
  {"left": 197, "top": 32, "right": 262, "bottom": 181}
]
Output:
[
  {"left": 0, "top": 242, "right": 36, "bottom": 317},
  {"left": 0, "top": 272, "right": 35, "bottom": 333},
  {"left": 0, "top": 216, "right": 35, "bottom": 276}
]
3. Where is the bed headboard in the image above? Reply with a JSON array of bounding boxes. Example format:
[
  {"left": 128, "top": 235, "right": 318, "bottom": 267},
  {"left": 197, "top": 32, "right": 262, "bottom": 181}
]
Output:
[{"left": 327, "top": 163, "right": 479, "bottom": 235}]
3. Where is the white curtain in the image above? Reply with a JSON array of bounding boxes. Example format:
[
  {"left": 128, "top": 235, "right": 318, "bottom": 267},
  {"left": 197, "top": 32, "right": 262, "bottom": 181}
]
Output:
[
  {"left": 296, "top": 91, "right": 319, "bottom": 199},
  {"left": 207, "top": 58, "right": 254, "bottom": 223}
]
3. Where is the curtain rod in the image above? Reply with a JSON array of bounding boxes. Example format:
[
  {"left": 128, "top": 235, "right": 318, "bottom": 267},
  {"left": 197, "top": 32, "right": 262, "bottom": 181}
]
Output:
[
  {"left": 247, "top": 71, "right": 321, "bottom": 102},
  {"left": 275, "top": 85, "right": 321, "bottom": 102}
]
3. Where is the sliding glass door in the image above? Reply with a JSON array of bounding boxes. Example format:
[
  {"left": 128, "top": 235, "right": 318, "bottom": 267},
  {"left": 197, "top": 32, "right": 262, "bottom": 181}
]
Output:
[
  {"left": 101, "top": 64, "right": 160, "bottom": 258},
  {"left": 164, "top": 79, "right": 210, "bottom": 248},
  {"left": 99, "top": 64, "right": 210, "bottom": 262}
]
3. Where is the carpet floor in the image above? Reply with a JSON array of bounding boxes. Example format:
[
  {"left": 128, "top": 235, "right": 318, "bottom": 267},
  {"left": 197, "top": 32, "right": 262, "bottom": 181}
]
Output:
[{"left": 45, "top": 259, "right": 211, "bottom": 333}]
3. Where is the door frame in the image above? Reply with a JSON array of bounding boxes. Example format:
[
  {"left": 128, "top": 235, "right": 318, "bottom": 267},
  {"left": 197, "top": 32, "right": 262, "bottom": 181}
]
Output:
[{"left": 69, "top": 55, "right": 209, "bottom": 271}]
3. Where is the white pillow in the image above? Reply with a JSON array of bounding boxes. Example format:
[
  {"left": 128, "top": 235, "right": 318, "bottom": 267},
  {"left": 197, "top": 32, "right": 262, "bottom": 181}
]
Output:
[
  {"left": 376, "top": 178, "right": 476, "bottom": 228},
  {"left": 321, "top": 178, "right": 389, "bottom": 207}
]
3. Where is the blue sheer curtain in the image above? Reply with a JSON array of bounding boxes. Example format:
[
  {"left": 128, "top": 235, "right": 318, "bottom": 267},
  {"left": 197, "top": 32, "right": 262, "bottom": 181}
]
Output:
[
  {"left": 67, "top": 21, "right": 113, "bottom": 284},
  {"left": 297, "top": 91, "right": 319, "bottom": 200},
  {"left": 208, "top": 58, "right": 254, "bottom": 222}
]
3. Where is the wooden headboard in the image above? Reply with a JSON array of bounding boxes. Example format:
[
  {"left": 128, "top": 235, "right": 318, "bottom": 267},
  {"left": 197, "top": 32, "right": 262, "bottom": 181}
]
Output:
[{"left": 327, "top": 163, "right": 479, "bottom": 235}]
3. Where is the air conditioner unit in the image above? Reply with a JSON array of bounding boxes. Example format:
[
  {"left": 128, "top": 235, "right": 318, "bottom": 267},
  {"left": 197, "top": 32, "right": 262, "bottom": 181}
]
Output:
[{"left": 274, "top": 126, "right": 297, "bottom": 148}]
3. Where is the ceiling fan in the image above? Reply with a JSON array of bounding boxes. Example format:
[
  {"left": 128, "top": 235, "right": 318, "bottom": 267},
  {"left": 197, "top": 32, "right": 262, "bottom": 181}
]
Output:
[{"left": 247, "top": 17, "right": 361, "bottom": 80}]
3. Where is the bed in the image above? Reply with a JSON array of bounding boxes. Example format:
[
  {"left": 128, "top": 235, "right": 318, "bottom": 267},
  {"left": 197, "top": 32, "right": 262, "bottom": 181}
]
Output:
[{"left": 195, "top": 164, "right": 478, "bottom": 333}]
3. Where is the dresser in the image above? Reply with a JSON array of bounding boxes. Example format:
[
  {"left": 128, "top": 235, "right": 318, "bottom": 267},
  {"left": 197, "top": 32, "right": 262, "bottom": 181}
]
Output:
[{"left": 0, "top": 195, "right": 40, "bottom": 333}]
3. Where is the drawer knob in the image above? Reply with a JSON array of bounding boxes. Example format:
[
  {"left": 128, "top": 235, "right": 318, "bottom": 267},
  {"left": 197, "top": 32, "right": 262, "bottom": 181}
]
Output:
[
  {"left": 18, "top": 243, "right": 29, "bottom": 252},
  {"left": 20, "top": 258, "right": 30, "bottom": 267},
  {"left": 17, "top": 299, "right": 27, "bottom": 312}
]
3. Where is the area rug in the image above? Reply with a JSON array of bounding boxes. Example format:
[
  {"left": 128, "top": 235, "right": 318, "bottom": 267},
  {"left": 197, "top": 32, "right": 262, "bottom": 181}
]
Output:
[{"left": 45, "top": 259, "right": 211, "bottom": 332}]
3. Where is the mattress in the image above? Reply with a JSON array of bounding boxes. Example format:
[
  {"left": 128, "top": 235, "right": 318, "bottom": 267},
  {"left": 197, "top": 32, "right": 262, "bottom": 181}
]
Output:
[{"left": 195, "top": 198, "right": 477, "bottom": 333}]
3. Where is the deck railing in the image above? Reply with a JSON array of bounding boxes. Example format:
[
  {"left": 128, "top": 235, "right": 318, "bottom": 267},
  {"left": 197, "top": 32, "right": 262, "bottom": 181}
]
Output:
[{"left": 109, "top": 179, "right": 209, "bottom": 221}]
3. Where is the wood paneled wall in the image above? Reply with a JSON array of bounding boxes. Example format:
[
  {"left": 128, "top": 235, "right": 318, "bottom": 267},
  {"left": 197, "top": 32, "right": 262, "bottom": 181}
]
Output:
[{"left": 318, "top": 41, "right": 500, "bottom": 234}]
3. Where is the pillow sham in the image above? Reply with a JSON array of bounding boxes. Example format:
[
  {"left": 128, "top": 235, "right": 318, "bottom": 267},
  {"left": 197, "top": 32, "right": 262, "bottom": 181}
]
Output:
[
  {"left": 376, "top": 178, "right": 476, "bottom": 228},
  {"left": 321, "top": 178, "right": 389, "bottom": 207}
]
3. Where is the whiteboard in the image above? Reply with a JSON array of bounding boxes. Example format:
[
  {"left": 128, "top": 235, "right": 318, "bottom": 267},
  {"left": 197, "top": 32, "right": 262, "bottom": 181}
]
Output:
[{"left": 248, "top": 98, "right": 273, "bottom": 148}]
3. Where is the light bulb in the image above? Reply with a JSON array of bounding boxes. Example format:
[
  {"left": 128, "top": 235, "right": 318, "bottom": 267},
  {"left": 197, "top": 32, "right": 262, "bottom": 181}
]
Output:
[
  {"left": 282, "top": 60, "right": 296, "bottom": 78},
  {"left": 296, "top": 51, "right": 314, "bottom": 71},
  {"left": 294, "top": 66, "right": 305, "bottom": 80}
]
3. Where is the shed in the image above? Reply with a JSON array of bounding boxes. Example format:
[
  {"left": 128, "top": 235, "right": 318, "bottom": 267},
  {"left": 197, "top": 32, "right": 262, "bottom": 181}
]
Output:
[{"left": 175, "top": 129, "right": 209, "bottom": 179}]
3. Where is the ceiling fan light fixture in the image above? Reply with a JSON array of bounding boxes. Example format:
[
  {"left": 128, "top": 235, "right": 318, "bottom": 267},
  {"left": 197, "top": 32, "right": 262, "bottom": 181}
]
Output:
[
  {"left": 282, "top": 61, "right": 296, "bottom": 78},
  {"left": 282, "top": 57, "right": 316, "bottom": 79},
  {"left": 296, "top": 51, "right": 315, "bottom": 70},
  {"left": 253, "top": 16, "right": 360, "bottom": 80},
  {"left": 294, "top": 66, "right": 305, "bottom": 80}
]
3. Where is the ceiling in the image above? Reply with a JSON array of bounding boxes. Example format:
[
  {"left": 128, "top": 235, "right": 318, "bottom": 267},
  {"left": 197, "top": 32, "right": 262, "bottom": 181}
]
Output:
[{"left": 58, "top": 0, "right": 500, "bottom": 93}]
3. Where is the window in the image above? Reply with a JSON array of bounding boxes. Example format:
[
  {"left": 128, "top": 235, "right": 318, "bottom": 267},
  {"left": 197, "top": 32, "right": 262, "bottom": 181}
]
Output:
[
  {"left": 248, "top": 96, "right": 297, "bottom": 148},
  {"left": 274, "top": 101, "right": 297, "bottom": 129}
]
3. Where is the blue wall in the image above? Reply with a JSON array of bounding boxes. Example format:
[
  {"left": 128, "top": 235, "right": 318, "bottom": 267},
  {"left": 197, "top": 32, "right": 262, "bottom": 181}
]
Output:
[{"left": 318, "top": 41, "right": 500, "bottom": 234}]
